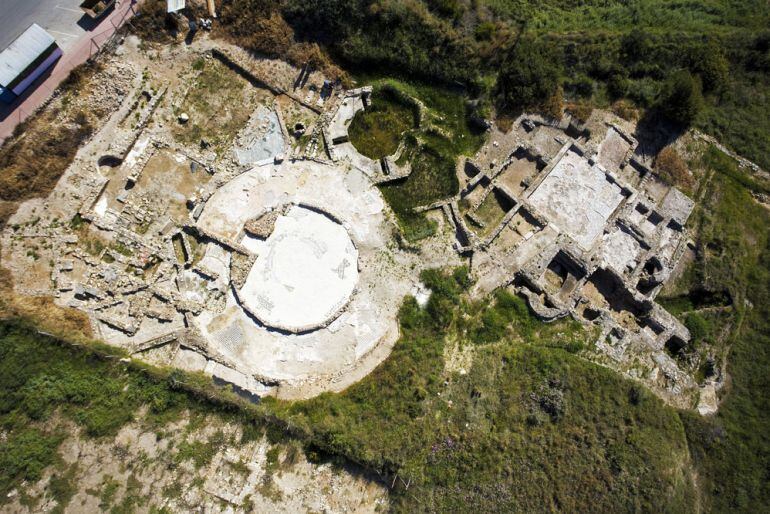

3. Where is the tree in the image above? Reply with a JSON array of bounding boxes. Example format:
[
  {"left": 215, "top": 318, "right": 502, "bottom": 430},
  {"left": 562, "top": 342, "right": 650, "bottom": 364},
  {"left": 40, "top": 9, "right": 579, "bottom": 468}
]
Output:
[
  {"left": 607, "top": 71, "right": 629, "bottom": 99},
  {"left": 496, "top": 39, "right": 562, "bottom": 112},
  {"left": 748, "top": 31, "right": 770, "bottom": 71},
  {"left": 621, "top": 29, "right": 653, "bottom": 63},
  {"left": 657, "top": 70, "right": 704, "bottom": 126},
  {"left": 687, "top": 41, "right": 729, "bottom": 94}
]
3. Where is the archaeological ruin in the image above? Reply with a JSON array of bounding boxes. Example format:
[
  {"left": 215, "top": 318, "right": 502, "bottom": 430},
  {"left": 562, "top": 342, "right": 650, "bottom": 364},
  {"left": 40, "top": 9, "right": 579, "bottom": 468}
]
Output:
[{"left": 1, "top": 36, "right": 702, "bottom": 407}]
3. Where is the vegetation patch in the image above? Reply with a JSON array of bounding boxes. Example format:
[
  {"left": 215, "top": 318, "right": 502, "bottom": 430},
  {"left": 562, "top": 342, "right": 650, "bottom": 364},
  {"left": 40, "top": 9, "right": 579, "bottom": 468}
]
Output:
[
  {"left": 0, "top": 63, "right": 101, "bottom": 228},
  {"left": 471, "top": 192, "right": 508, "bottom": 237},
  {"left": 348, "top": 88, "right": 417, "bottom": 159},
  {"left": 48, "top": 464, "right": 78, "bottom": 514},
  {"left": 380, "top": 143, "right": 456, "bottom": 240},
  {"left": 661, "top": 147, "right": 770, "bottom": 512},
  {"left": 263, "top": 269, "right": 696, "bottom": 511},
  {"left": 176, "top": 431, "right": 227, "bottom": 469},
  {"left": 352, "top": 80, "right": 484, "bottom": 240},
  {"left": 0, "top": 264, "right": 698, "bottom": 512},
  {"left": 0, "top": 428, "right": 63, "bottom": 497},
  {"left": 654, "top": 146, "right": 694, "bottom": 191}
]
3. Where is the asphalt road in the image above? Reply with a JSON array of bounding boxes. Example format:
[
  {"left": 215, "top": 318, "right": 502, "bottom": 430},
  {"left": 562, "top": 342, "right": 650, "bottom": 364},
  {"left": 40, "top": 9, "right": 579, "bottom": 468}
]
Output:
[{"left": 0, "top": 0, "right": 93, "bottom": 51}]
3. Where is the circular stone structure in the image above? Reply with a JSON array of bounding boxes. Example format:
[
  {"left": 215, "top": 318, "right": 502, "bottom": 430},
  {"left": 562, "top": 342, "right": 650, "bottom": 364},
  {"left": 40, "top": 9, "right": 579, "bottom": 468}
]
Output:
[{"left": 237, "top": 205, "right": 358, "bottom": 333}]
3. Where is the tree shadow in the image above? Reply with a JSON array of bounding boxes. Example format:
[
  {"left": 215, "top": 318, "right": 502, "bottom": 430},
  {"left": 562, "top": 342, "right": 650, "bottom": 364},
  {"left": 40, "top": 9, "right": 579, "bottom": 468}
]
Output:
[{"left": 633, "top": 108, "right": 688, "bottom": 163}]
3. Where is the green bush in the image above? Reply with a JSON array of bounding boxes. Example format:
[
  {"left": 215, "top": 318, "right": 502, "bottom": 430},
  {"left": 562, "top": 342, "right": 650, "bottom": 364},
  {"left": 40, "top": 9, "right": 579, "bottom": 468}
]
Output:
[
  {"left": 564, "top": 73, "right": 594, "bottom": 98},
  {"left": 657, "top": 70, "right": 704, "bottom": 126},
  {"left": 627, "top": 77, "right": 661, "bottom": 107},
  {"left": 687, "top": 41, "right": 729, "bottom": 94},
  {"left": 607, "top": 72, "right": 629, "bottom": 99},
  {"left": 496, "top": 39, "right": 562, "bottom": 112},
  {"left": 685, "top": 313, "right": 712, "bottom": 343},
  {"left": 0, "top": 428, "right": 62, "bottom": 495}
]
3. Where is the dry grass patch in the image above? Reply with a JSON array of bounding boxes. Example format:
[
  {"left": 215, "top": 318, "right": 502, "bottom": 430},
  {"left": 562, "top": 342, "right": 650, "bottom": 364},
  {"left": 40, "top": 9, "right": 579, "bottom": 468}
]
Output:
[
  {"left": 0, "top": 61, "right": 124, "bottom": 228},
  {"left": 655, "top": 146, "right": 694, "bottom": 190},
  {"left": 565, "top": 100, "right": 593, "bottom": 123},
  {"left": 0, "top": 268, "right": 91, "bottom": 339}
]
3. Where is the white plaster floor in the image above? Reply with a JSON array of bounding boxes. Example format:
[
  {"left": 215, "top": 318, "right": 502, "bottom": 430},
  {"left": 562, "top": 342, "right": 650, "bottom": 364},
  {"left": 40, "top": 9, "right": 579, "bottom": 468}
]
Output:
[
  {"left": 238, "top": 205, "right": 359, "bottom": 333},
  {"left": 193, "top": 160, "right": 418, "bottom": 389}
]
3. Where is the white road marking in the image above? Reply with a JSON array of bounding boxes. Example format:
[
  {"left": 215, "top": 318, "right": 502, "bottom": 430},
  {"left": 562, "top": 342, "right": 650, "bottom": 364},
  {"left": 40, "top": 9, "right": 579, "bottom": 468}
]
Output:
[
  {"left": 47, "top": 29, "right": 80, "bottom": 38},
  {"left": 55, "top": 5, "right": 83, "bottom": 13}
]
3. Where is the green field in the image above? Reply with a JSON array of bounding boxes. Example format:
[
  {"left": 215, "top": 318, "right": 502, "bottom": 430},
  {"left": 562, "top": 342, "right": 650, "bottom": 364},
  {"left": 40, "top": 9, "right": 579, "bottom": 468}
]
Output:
[{"left": 659, "top": 147, "right": 770, "bottom": 512}]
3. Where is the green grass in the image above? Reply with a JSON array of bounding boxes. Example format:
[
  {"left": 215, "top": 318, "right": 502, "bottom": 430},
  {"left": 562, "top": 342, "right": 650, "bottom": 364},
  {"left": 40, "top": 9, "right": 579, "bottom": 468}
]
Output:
[
  {"left": 263, "top": 269, "right": 696, "bottom": 512},
  {"left": 0, "top": 321, "right": 198, "bottom": 500},
  {"left": 0, "top": 428, "right": 63, "bottom": 495},
  {"left": 99, "top": 477, "right": 120, "bottom": 510},
  {"left": 175, "top": 431, "right": 227, "bottom": 469},
  {"left": 471, "top": 192, "right": 507, "bottom": 236},
  {"left": 698, "top": 74, "right": 770, "bottom": 171},
  {"left": 661, "top": 147, "right": 770, "bottom": 512},
  {"left": 49, "top": 464, "right": 78, "bottom": 514},
  {"left": 348, "top": 89, "right": 416, "bottom": 159},
  {"left": 482, "top": 0, "right": 769, "bottom": 33},
  {"left": 689, "top": 147, "right": 769, "bottom": 293},
  {"left": 0, "top": 266, "right": 699, "bottom": 512},
  {"left": 380, "top": 143, "right": 456, "bottom": 240}
]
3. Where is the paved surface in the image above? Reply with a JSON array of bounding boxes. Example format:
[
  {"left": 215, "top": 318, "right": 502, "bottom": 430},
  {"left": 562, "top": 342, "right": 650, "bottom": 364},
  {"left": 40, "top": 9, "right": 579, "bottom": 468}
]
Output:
[
  {"left": 0, "top": 0, "right": 91, "bottom": 51},
  {"left": 0, "top": 0, "right": 138, "bottom": 143}
]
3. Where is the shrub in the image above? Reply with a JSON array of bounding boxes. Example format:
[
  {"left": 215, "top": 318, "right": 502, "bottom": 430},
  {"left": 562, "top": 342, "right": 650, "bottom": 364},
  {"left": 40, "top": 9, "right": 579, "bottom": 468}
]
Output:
[
  {"left": 496, "top": 39, "right": 562, "bottom": 113},
  {"left": 620, "top": 29, "right": 654, "bottom": 63},
  {"left": 611, "top": 99, "right": 639, "bottom": 121},
  {"left": 687, "top": 41, "right": 729, "bottom": 94},
  {"left": 426, "top": 0, "right": 464, "bottom": 20},
  {"left": 685, "top": 313, "right": 712, "bottom": 343},
  {"left": 283, "top": 0, "right": 477, "bottom": 85},
  {"left": 564, "top": 74, "right": 594, "bottom": 98},
  {"left": 566, "top": 100, "right": 593, "bottom": 123},
  {"left": 748, "top": 31, "right": 770, "bottom": 71},
  {"left": 656, "top": 70, "right": 704, "bottom": 126},
  {"left": 474, "top": 21, "right": 497, "bottom": 41},
  {"left": 542, "top": 86, "right": 564, "bottom": 120},
  {"left": 626, "top": 77, "right": 660, "bottom": 108},
  {"left": 0, "top": 428, "right": 62, "bottom": 493},
  {"left": 472, "top": 308, "right": 508, "bottom": 344},
  {"left": 607, "top": 72, "right": 629, "bottom": 99},
  {"left": 422, "top": 268, "right": 467, "bottom": 329}
]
